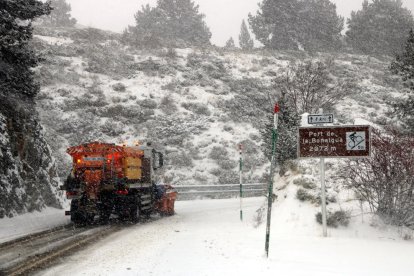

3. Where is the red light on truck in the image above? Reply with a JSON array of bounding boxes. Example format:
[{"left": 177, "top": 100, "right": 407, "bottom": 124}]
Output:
[
  {"left": 115, "top": 189, "right": 129, "bottom": 195},
  {"left": 66, "top": 191, "right": 78, "bottom": 197},
  {"left": 77, "top": 159, "right": 81, "bottom": 164}
]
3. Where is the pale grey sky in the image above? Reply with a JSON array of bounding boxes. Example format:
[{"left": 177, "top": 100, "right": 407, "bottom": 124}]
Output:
[{"left": 66, "top": 0, "right": 414, "bottom": 46}]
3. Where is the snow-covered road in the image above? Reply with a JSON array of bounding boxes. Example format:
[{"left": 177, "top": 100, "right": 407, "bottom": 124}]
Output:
[{"left": 39, "top": 198, "right": 414, "bottom": 276}]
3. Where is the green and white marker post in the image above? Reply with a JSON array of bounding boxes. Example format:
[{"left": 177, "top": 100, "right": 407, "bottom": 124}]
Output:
[
  {"left": 265, "top": 102, "right": 280, "bottom": 258},
  {"left": 239, "top": 144, "right": 243, "bottom": 221}
]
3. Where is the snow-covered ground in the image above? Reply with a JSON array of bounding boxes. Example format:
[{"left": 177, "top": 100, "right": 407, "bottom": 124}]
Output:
[
  {"left": 34, "top": 35, "right": 74, "bottom": 46},
  {"left": 0, "top": 207, "right": 70, "bottom": 243},
  {"left": 36, "top": 195, "right": 413, "bottom": 276},
  {"left": 1, "top": 179, "right": 413, "bottom": 275}
]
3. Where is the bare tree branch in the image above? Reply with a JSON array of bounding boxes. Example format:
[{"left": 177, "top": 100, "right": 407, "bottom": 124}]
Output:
[{"left": 340, "top": 128, "right": 414, "bottom": 227}]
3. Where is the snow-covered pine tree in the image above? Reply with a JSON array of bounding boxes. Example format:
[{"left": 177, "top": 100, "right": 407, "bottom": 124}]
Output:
[
  {"left": 391, "top": 29, "right": 414, "bottom": 88},
  {"left": 39, "top": 0, "right": 76, "bottom": 27},
  {"left": 122, "top": 4, "right": 164, "bottom": 47},
  {"left": 0, "top": 0, "right": 51, "bottom": 97},
  {"left": 157, "top": 0, "right": 211, "bottom": 46},
  {"left": 260, "top": 90, "right": 300, "bottom": 176},
  {"left": 124, "top": 0, "right": 211, "bottom": 48},
  {"left": 390, "top": 29, "right": 414, "bottom": 133},
  {"left": 239, "top": 20, "right": 254, "bottom": 50},
  {"left": 248, "top": 0, "right": 343, "bottom": 51},
  {"left": 346, "top": 0, "right": 414, "bottom": 56},
  {"left": 248, "top": 0, "right": 299, "bottom": 50},
  {"left": 0, "top": 0, "right": 62, "bottom": 218},
  {"left": 225, "top": 37, "right": 236, "bottom": 49},
  {"left": 300, "top": 0, "right": 344, "bottom": 51}
]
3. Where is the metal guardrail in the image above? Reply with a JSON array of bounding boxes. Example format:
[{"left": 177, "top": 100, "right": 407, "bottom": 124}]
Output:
[{"left": 174, "top": 183, "right": 267, "bottom": 201}]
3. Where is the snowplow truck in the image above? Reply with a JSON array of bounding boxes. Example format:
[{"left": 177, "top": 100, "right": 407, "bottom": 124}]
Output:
[{"left": 62, "top": 142, "right": 176, "bottom": 224}]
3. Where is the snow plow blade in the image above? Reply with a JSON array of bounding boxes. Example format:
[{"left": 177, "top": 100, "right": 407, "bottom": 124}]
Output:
[{"left": 155, "top": 185, "right": 177, "bottom": 216}]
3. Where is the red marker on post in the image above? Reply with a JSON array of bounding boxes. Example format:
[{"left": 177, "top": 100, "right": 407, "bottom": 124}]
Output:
[
  {"left": 274, "top": 103, "right": 280, "bottom": 113},
  {"left": 273, "top": 103, "right": 280, "bottom": 129}
]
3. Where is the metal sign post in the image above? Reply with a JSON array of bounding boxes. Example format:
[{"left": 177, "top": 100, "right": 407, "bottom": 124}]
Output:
[
  {"left": 239, "top": 144, "right": 243, "bottom": 221},
  {"left": 317, "top": 109, "right": 328, "bottom": 237},
  {"left": 265, "top": 103, "right": 279, "bottom": 258},
  {"left": 318, "top": 110, "right": 328, "bottom": 237},
  {"left": 320, "top": 154, "right": 327, "bottom": 237}
]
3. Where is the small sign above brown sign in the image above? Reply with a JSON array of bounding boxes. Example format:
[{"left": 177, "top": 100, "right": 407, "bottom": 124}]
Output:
[
  {"left": 308, "top": 114, "right": 334, "bottom": 124},
  {"left": 298, "top": 125, "right": 371, "bottom": 158}
]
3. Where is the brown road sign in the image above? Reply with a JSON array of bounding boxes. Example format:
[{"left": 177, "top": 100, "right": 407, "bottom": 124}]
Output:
[{"left": 298, "top": 125, "right": 371, "bottom": 158}]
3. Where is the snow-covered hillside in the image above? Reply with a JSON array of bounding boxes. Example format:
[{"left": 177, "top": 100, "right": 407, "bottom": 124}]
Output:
[{"left": 33, "top": 28, "right": 405, "bottom": 188}]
